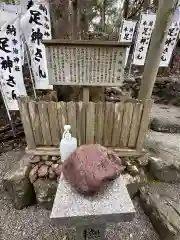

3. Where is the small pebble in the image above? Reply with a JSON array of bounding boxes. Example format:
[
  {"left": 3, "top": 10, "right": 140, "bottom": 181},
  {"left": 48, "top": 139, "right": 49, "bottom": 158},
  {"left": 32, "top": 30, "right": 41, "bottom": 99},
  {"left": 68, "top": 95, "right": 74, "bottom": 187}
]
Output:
[
  {"left": 52, "top": 156, "right": 58, "bottom": 161},
  {"left": 30, "top": 156, "right": 40, "bottom": 163},
  {"left": 29, "top": 165, "right": 39, "bottom": 183},
  {"left": 38, "top": 165, "right": 48, "bottom": 177},
  {"left": 45, "top": 161, "right": 53, "bottom": 166},
  {"left": 127, "top": 164, "right": 139, "bottom": 176},
  {"left": 41, "top": 155, "right": 49, "bottom": 161},
  {"left": 52, "top": 164, "right": 58, "bottom": 171}
]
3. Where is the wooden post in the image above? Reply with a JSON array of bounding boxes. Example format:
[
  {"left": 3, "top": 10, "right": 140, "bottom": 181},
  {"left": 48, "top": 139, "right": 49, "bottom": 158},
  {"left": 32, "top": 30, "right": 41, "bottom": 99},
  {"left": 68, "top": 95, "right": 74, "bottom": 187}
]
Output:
[
  {"left": 138, "top": 0, "right": 179, "bottom": 100},
  {"left": 83, "top": 87, "right": 89, "bottom": 103}
]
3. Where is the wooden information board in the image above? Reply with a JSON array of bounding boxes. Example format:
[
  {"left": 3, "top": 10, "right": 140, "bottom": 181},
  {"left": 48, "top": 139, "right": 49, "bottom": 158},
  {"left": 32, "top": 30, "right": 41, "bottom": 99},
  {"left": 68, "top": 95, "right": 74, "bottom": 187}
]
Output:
[{"left": 44, "top": 40, "right": 130, "bottom": 86}]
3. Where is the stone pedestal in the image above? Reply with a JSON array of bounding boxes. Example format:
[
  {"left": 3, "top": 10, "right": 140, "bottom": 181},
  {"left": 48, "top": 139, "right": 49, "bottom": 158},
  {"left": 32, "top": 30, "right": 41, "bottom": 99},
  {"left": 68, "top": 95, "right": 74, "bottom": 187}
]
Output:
[{"left": 51, "top": 175, "right": 135, "bottom": 239}]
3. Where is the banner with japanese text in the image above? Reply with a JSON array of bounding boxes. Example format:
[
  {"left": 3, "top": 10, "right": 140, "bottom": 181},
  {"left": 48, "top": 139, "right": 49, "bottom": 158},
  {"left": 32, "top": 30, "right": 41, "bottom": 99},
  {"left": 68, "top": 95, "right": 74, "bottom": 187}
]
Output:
[
  {"left": 0, "top": 17, "right": 27, "bottom": 110},
  {"left": 20, "top": 0, "right": 38, "bottom": 13},
  {"left": 21, "top": 1, "right": 52, "bottom": 89},
  {"left": 0, "top": 5, "right": 25, "bottom": 65},
  {"left": 0, "top": 8, "right": 18, "bottom": 28},
  {"left": 0, "top": 3, "right": 22, "bottom": 14},
  {"left": 119, "top": 20, "right": 137, "bottom": 43},
  {"left": 133, "top": 14, "right": 156, "bottom": 66},
  {"left": 119, "top": 20, "right": 137, "bottom": 66},
  {"left": 160, "top": 22, "right": 179, "bottom": 67},
  {"left": 159, "top": 5, "right": 180, "bottom": 68}
]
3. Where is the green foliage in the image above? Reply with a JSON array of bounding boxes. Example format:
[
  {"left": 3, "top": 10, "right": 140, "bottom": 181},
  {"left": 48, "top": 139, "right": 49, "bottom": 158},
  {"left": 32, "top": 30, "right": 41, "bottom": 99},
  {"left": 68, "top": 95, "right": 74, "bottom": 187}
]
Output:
[
  {"left": 97, "top": 0, "right": 104, "bottom": 6},
  {"left": 0, "top": 0, "right": 16, "bottom": 3},
  {"left": 89, "top": 0, "right": 123, "bottom": 33}
]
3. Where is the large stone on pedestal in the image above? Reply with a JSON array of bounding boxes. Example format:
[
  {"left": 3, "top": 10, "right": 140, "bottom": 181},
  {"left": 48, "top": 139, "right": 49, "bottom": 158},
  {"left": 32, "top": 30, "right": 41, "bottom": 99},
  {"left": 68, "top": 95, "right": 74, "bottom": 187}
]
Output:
[
  {"left": 3, "top": 154, "right": 36, "bottom": 210},
  {"left": 63, "top": 144, "right": 123, "bottom": 196},
  {"left": 140, "top": 183, "right": 180, "bottom": 240}
]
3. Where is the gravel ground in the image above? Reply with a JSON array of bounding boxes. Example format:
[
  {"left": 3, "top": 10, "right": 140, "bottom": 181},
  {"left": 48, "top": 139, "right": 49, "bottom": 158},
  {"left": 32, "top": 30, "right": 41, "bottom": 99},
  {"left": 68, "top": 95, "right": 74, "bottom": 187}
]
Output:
[{"left": 0, "top": 150, "right": 160, "bottom": 240}]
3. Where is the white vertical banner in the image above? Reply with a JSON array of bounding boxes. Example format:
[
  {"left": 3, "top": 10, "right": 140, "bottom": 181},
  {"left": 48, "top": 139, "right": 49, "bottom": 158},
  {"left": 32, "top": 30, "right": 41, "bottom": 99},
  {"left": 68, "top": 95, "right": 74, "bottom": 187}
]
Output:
[
  {"left": 0, "top": 3, "right": 22, "bottom": 14},
  {"left": 119, "top": 20, "right": 137, "bottom": 66},
  {"left": 119, "top": 20, "right": 137, "bottom": 43},
  {"left": 0, "top": 17, "right": 27, "bottom": 110},
  {"left": 0, "top": 5, "right": 25, "bottom": 65},
  {"left": 160, "top": 22, "right": 180, "bottom": 67},
  {"left": 173, "top": 0, "right": 180, "bottom": 22},
  {"left": 159, "top": 2, "right": 180, "bottom": 67},
  {"left": 20, "top": 0, "right": 35, "bottom": 13},
  {"left": 0, "top": 9, "right": 18, "bottom": 28},
  {"left": 21, "top": 1, "right": 52, "bottom": 89},
  {"left": 124, "top": 47, "right": 130, "bottom": 66},
  {"left": 133, "top": 14, "right": 156, "bottom": 66}
]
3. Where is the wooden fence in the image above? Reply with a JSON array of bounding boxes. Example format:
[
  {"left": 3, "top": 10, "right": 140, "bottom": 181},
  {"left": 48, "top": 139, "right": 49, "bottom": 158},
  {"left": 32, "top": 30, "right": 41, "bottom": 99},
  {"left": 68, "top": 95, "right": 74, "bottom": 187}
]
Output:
[{"left": 18, "top": 97, "right": 152, "bottom": 156}]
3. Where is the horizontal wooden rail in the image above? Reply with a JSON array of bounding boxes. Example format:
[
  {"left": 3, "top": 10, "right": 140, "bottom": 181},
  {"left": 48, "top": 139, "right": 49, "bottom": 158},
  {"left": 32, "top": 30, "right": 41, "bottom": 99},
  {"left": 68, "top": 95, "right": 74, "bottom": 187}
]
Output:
[{"left": 26, "top": 146, "right": 146, "bottom": 157}]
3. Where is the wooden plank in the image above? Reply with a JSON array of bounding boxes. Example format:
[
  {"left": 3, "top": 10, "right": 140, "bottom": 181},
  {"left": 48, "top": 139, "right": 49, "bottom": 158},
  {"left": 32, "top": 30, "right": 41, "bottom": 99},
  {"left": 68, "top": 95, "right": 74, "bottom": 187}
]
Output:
[
  {"left": 128, "top": 102, "right": 143, "bottom": 148},
  {"left": 57, "top": 102, "right": 68, "bottom": 136},
  {"left": 37, "top": 147, "right": 59, "bottom": 151},
  {"left": 28, "top": 100, "right": 43, "bottom": 146},
  {"left": 108, "top": 148, "right": 146, "bottom": 157},
  {"left": 26, "top": 147, "right": 59, "bottom": 156},
  {"left": 17, "top": 97, "right": 35, "bottom": 149},
  {"left": 48, "top": 101, "right": 60, "bottom": 146},
  {"left": 120, "top": 102, "right": 134, "bottom": 147},
  {"left": 86, "top": 102, "right": 95, "bottom": 144},
  {"left": 38, "top": 101, "right": 52, "bottom": 146},
  {"left": 67, "top": 101, "right": 77, "bottom": 138},
  {"left": 76, "top": 102, "right": 86, "bottom": 145},
  {"left": 76, "top": 102, "right": 82, "bottom": 145},
  {"left": 43, "top": 39, "right": 131, "bottom": 47},
  {"left": 111, "top": 102, "right": 124, "bottom": 147},
  {"left": 82, "top": 102, "right": 86, "bottom": 145},
  {"left": 103, "top": 102, "right": 114, "bottom": 146},
  {"left": 26, "top": 146, "right": 146, "bottom": 157},
  {"left": 83, "top": 87, "right": 89, "bottom": 104},
  {"left": 95, "top": 102, "right": 104, "bottom": 144},
  {"left": 136, "top": 99, "right": 153, "bottom": 150}
]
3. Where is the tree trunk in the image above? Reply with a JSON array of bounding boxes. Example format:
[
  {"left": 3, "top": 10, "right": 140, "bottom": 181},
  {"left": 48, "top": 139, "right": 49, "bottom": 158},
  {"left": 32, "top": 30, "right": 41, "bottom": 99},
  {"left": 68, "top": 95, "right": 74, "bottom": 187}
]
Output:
[
  {"left": 143, "top": 0, "right": 149, "bottom": 11},
  {"left": 154, "top": 0, "right": 159, "bottom": 8},
  {"left": 80, "top": 13, "right": 89, "bottom": 38},
  {"left": 123, "top": 0, "right": 129, "bottom": 19},
  {"left": 49, "top": 1, "right": 71, "bottom": 39},
  {"left": 72, "top": 0, "right": 79, "bottom": 39},
  {"left": 77, "top": 0, "right": 88, "bottom": 39},
  {"left": 100, "top": 1, "right": 106, "bottom": 31}
]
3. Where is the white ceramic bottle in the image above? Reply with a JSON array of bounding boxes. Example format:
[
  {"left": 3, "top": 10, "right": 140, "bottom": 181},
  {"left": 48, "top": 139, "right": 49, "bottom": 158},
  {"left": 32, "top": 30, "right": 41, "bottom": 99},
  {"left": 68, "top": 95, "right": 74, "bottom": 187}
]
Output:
[{"left": 60, "top": 125, "right": 77, "bottom": 162}]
